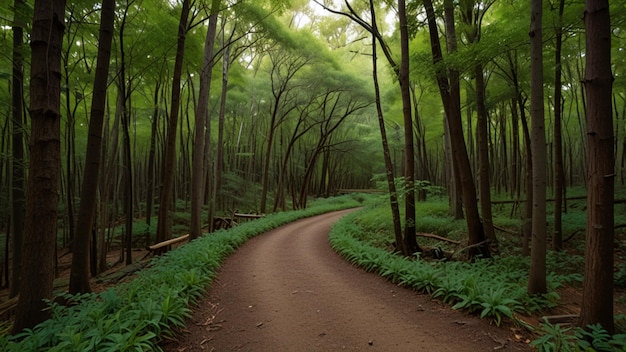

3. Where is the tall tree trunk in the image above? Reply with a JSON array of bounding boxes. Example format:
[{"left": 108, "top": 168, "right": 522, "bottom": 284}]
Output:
[
  {"left": 156, "top": 0, "right": 190, "bottom": 249},
  {"left": 216, "top": 39, "right": 230, "bottom": 209},
  {"left": 191, "top": 1, "right": 219, "bottom": 239},
  {"left": 423, "top": 0, "right": 489, "bottom": 259},
  {"left": 579, "top": 0, "right": 614, "bottom": 333},
  {"left": 371, "top": 0, "right": 406, "bottom": 255},
  {"left": 13, "top": 0, "right": 66, "bottom": 333},
  {"left": 553, "top": 0, "right": 566, "bottom": 251},
  {"left": 9, "top": 0, "right": 26, "bottom": 299},
  {"left": 443, "top": 0, "right": 463, "bottom": 220},
  {"left": 146, "top": 81, "right": 160, "bottom": 227},
  {"left": 398, "top": 0, "right": 420, "bottom": 255},
  {"left": 117, "top": 3, "right": 133, "bottom": 265},
  {"left": 69, "top": 0, "right": 115, "bottom": 294},
  {"left": 528, "top": 0, "right": 548, "bottom": 295},
  {"left": 475, "top": 63, "right": 498, "bottom": 253}
]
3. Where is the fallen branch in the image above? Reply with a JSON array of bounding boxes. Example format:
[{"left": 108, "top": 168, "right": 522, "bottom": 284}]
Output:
[
  {"left": 543, "top": 314, "right": 579, "bottom": 325},
  {"left": 493, "top": 225, "right": 518, "bottom": 235},
  {"left": 416, "top": 232, "right": 461, "bottom": 245}
]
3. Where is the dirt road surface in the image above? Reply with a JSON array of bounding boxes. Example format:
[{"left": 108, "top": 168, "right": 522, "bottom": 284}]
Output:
[{"left": 163, "top": 209, "right": 531, "bottom": 351}]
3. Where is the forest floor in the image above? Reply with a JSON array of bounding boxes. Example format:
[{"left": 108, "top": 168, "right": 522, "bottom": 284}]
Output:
[{"left": 1, "top": 209, "right": 624, "bottom": 350}]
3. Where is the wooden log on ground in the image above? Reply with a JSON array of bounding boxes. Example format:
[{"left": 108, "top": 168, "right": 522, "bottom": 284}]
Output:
[{"left": 147, "top": 234, "right": 190, "bottom": 252}]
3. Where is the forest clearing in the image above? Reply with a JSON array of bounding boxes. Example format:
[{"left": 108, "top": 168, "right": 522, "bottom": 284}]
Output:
[{"left": 0, "top": 0, "right": 624, "bottom": 350}]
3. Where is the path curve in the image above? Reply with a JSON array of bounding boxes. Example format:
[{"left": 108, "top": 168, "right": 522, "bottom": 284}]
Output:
[{"left": 163, "top": 209, "right": 530, "bottom": 351}]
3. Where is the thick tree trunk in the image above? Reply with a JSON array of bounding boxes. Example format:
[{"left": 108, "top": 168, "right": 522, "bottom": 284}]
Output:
[
  {"left": 156, "top": 0, "right": 190, "bottom": 249},
  {"left": 579, "top": 0, "right": 614, "bottom": 333},
  {"left": 13, "top": 0, "right": 65, "bottom": 333},
  {"left": 69, "top": 0, "right": 115, "bottom": 294},
  {"left": 528, "top": 0, "right": 548, "bottom": 295}
]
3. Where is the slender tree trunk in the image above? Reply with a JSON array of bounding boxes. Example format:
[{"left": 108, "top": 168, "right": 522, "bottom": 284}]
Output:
[
  {"left": 156, "top": 0, "right": 190, "bottom": 249},
  {"left": 553, "top": 0, "right": 566, "bottom": 251},
  {"left": 191, "top": 2, "right": 219, "bottom": 239},
  {"left": 443, "top": 0, "right": 463, "bottom": 220},
  {"left": 117, "top": 4, "right": 133, "bottom": 265},
  {"left": 579, "top": 0, "right": 614, "bottom": 333},
  {"left": 423, "top": 0, "right": 489, "bottom": 259},
  {"left": 9, "top": 0, "right": 26, "bottom": 299},
  {"left": 398, "top": 0, "right": 420, "bottom": 255},
  {"left": 475, "top": 63, "right": 498, "bottom": 253},
  {"left": 528, "top": 0, "right": 548, "bottom": 295},
  {"left": 69, "top": 0, "right": 115, "bottom": 294},
  {"left": 371, "top": 0, "right": 406, "bottom": 255},
  {"left": 13, "top": 0, "right": 66, "bottom": 333},
  {"left": 216, "top": 40, "right": 230, "bottom": 206},
  {"left": 146, "top": 81, "right": 160, "bottom": 227}
]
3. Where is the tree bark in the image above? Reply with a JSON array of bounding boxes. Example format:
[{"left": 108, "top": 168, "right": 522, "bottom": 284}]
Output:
[
  {"left": 475, "top": 63, "right": 498, "bottom": 253},
  {"left": 553, "top": 0, "right": 566, "bottom": 251},
  {"left": 69, "top": 0, "right": 115, "bottom": 294},
  {"left": 156, "top": 0, "right": 191, "bottom": 249},
  {"left": 528, "top": 0, "right": 548, "bottom": 295},
  {"left": 398, "top": 0, "right": 420, "bottom": 255},
  {"left": 13, "top": 0, "right": 66, "bottom": 333},
  {"left": 371, "top": 0, "right": 406, "bottom": 255},
  {"left": 191, "top": 1, "right": 219, "bottom": 239},
  {"left": 579, "top": 0, "right": 614, "bottom": 333},
  {"left": 423, "top": 0, "right": 489, "bottom": 259}
]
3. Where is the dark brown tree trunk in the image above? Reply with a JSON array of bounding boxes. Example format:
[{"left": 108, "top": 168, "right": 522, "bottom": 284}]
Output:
[
  {"left": 117, "top": 3, "right": 133, "bottom": 265},
  {"left": 13, "top": 0, "right": 66, "bottom": 333},
  {"left": 475, "top": 63, "right": 498, "bottom": 253},
  {"left": 528, "top": 0, "right": 548, "bottom": 295},
  {"left": 156, "top": 0, "right": 190, "bottom": 249},
  {"left": 69, "top": 0, "right": 115, "bottom": 294},
  {"left": 10, "top": 0, "right": 26, "bottom": 299},
  {"left": 423, "top": 0, "right": 489, "bottom": 259},
  {"left": 579, "top": 0, "right": 614, "bottom": 333},
  {"left": 553, "top": 0, "right": 566, "bottom": 251},
  {"left": 216, "top": 39, "right": 230, "bottom": 210},
  {"left": 191, "top": 3, "right": 219, "bottom": 239},
  {"left": 371, "top": 0, "right": 406, "bottom": 255},
  {"left": 146, "top": 81, "right": 160, "bottom": 227},
  {"left": 398, "top": 0, "right": 420, "bottom": 255}
]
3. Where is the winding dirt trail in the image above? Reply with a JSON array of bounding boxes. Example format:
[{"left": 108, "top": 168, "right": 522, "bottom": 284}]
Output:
[{"left": 163, "top": 209, "right": 531, "bottom": 351}]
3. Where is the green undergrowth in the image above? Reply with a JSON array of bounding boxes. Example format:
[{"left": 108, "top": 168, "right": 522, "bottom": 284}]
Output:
[
  {"left": 328, "top": 208, "right": 580, "bottom": 327},
  {"left": 329, "top": 204, "right": 626, "bottom": 350},
  {"left": 0, "top": 194, "right": 366, "bottom": 352}
]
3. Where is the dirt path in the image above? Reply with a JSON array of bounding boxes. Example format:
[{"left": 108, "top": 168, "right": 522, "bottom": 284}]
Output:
[{"left": 163, "top": 209, "right": 531, "bottom": 351}]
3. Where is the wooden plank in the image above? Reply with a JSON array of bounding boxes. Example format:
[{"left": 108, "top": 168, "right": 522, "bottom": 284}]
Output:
[{"left": 148, "top": 234, "right": 190, "bottom": 251}]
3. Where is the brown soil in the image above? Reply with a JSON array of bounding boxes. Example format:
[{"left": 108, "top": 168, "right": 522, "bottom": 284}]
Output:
[{"left": 161, "top": 209, "right": 532, "bottom": 352}]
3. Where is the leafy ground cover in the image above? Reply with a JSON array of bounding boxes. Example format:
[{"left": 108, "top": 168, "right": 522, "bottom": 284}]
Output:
[
  {"left": 0, "top": 194, "right": 366, "bottom": 352},
  {"left": 328, "top": 195, "right": 626, "bottom": 351}
]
